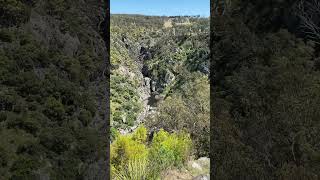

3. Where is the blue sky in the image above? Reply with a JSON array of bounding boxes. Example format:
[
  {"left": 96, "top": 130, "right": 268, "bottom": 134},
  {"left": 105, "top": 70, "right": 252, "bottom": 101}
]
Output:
[{"left": 111, "top": 0, "right": 210, "bottom": 17}]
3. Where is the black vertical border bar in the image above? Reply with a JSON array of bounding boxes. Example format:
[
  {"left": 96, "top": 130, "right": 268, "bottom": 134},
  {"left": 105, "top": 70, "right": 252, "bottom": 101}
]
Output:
[{"left": 102, "top": 0, "right": 110, "bottom": 179}]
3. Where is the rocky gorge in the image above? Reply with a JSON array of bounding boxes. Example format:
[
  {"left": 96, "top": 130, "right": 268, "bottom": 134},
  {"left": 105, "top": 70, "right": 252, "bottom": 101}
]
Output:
[{"left": 110, "top": 14, "right": 210, "bottom": 179}]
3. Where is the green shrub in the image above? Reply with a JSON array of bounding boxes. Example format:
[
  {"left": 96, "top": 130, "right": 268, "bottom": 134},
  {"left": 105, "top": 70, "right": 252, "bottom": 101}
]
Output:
[
  {"left": 112, "top": 158, "right": 148, "bottom": 180},
  {"left": 0, "top": 29, "right": 14, "bottom": 42},
  {"left": 6, "top": 113, "right": 40, "bottom": 135},
  {"left": 45, "top": 0, "right": 70, "bottom": 16},
  {"left": 110, "top": 127, "right": 120, "bottom": 141},
  {"left": 132, "top": 125, "right": 147, "bottom": 143},
  {"left": 111, "top": 133, "right": 148, "bottom": 169},
  {"left": 74, "top": 128, "right": 102, "bottom": 161},
  {"left": 43, "top": 97, "right": 65, "bottom": 121},
  {"left": 0, "top": 0, "right": 31, "bottom": 26},
  {"left": 0, "top": 146, "right": 8, "bottom": 167},
  {"left": 111, "top": 127, "right": 192, "bottom": 179},
  {"left": 78, "top": 109, "right": 92, "bottom": 126},
  {"left": 149, "top": 129, "right": 192, "bottom": 171},
  {"left": 110, "top": 73, "right": 143, "bottom": 128},
  {"left": 277, "top": 163, "right": 319, "bottom": 180},
  {"left": 9, "top": 156, "right": 39, "bottom": 180},
  {"left": 39, "top": 127, "right": 73, "bottom": 154}
]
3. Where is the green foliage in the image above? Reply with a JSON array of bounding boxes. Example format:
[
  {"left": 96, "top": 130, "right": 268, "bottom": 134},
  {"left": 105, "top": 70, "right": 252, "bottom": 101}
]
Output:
[
  {"left": 110, "top": 73, "right": 143, "bottom": 128},
  {"left": 112, "top": 158, "right": 148, "bottom": 180},
  {"left": 0, "top": 0, "right": 33, "bottom": 26},
  {"left": 78, "top": 109, "right": 92, "bottom": 126},
  {"left": 73, "top": 128, "right": 103, "bottom": 161},
  {"left": 111, "top": 127, "right": 120, "bottom": 141},
  {"left": 111, "top": 127, "right": 192, "bottom": 180},
  {"left": 211, "top": 5, "right": 320, "bottom": 177},
  {"left": 0, "top": 129, "right": 39, "bottom": 179},
  {"left": 147, "top": 73, "right": 210, "bottom": 157},
  {"left": 6, "top": 112, "right": 41, "bottom": 135},
  {"left": 132, "top": 125, "right": 147, "bottom": 143},
  {"left": 110, "top": 132, "right": 148, "bottom": 170},
  {"left": 9, "top": 156, "right": 40, "bottom": 180},
  {"left": 45, "top": 0, "right": 70, "bottom": 16},
  {"left": 277, "top": 163, "right": 319, "bottom": 180},
  {"left": 43, "top": 97, "right": 65, "bottom": 121},
  {"left": 148, "top": 129, "right": 192, "bottom": 177},
  {"left": 0, "top": 1, "right": 106, "bottom": 178},
  {"left": 0, "top": 29, "right": 14, "bottom": 42},
  {"left": 39, "top": 127, "right": 73, "bottom": 154}
]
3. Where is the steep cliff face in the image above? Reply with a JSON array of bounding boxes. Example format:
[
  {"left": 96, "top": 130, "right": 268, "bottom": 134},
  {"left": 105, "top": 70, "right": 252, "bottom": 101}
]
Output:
[{"left": 0, "top": 1, "right": 108, "bottom": 179}]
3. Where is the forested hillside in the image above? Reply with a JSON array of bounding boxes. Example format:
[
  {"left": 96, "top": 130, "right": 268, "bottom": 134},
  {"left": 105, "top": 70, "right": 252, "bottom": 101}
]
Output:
[
  {"left": 211, "top": 0, "right": 320, "bottom": 179},
  {"left": 0, "top": 0, "right": 108, "bottom": 179},
  {"left": 110, "top": 15, "right": 210, "bottom": 179}
]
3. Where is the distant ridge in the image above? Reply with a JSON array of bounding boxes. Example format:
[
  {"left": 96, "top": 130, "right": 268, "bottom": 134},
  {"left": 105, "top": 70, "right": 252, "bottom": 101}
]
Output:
[{"left": 111, "top": 13, "right": 208, "bottom": 18}]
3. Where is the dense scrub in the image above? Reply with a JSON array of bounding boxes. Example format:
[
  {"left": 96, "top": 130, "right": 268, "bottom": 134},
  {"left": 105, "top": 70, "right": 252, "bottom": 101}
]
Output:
[
  {"left": 0, "top": 0, "right": 108, "bottom": 179},
  {"left": 211, "top": 1, "right": 320, "bottom": 179}
]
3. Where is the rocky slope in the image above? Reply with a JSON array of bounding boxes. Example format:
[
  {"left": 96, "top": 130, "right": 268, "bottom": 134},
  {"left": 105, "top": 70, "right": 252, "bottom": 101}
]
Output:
[{"left": 110, "top": 15, "right": 210, "bottom": 133}]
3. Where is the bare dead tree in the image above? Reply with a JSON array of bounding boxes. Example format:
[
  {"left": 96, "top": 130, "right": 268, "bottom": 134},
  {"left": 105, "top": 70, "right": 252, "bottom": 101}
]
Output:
[{"left": 297, "top": 0, "right": 320, "bottom": 44}]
